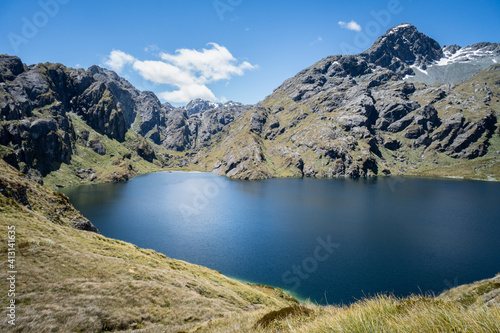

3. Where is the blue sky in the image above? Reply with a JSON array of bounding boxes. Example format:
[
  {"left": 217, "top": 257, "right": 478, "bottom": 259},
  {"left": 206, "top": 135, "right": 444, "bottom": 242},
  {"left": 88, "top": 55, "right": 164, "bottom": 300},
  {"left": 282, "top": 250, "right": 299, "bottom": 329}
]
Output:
[{"left": 1, "top": 0, "right": 499, "bottom": 106}]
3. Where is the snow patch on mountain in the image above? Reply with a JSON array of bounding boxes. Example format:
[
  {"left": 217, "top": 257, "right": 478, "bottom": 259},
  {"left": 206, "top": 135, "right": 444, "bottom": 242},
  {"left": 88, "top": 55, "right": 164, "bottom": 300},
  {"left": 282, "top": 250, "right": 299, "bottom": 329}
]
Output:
[
  {"left": 404, "top": 42, "right": 500, "bottom": 84},
  {"left": 388, "top": 23, "right": 413, "bottom": 34},
  {"left": 410, "top": 64, "right": 428, "bottom": 75},
  {"left": 435, "top": 45, "right": 498, "bottom": 66}
]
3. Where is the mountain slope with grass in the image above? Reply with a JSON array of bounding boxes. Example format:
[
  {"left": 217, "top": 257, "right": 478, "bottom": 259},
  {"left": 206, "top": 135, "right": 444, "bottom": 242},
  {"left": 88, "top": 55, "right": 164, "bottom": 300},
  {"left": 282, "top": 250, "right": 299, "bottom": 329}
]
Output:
[
  {"left": 1, "top": 22, "right": 500, "bottom": 332},
  {"left": 195, "top": 24, "right": 500, "bottom": 181},
  {"left": 196, "top": 281, "right": 500, "bottom": 332},
  {"left": 2, "top": 23, "right": 500, "bottom": 186},
  {"left": 0, "top": 159, "right": 296, "bottom": 332},
  {"left": 1, "top": 158, "right": 499, "bottom": 332},
  {"left": 0, "top": 55, "right": 248, "bottom": 188}
]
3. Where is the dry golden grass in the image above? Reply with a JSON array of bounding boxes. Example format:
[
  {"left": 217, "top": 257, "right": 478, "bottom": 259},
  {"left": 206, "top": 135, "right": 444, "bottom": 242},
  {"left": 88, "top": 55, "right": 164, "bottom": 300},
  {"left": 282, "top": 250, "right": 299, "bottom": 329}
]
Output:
[
  {"left": 196, "top": 294, "right": 500, "bottom": 333},
  {"left": 0, "top": 160, "right": 295, "bottom": 332},
  {"left": 1, "top": 159, "right": 499, "bottom": 332}
]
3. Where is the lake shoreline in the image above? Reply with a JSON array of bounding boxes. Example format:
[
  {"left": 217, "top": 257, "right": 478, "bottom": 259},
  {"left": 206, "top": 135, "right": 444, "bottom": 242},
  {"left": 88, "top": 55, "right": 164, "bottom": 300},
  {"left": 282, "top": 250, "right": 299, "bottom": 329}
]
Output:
[{"left": 62, "top": 171, "right": 500, "bottom": 304}]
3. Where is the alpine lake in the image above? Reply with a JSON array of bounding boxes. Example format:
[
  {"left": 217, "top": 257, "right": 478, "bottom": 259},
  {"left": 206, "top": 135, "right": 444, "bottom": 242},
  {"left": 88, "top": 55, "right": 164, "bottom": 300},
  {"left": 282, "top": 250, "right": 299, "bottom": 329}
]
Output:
[{"left": 61, "top": 172, "right": 500, "bottom": 304}]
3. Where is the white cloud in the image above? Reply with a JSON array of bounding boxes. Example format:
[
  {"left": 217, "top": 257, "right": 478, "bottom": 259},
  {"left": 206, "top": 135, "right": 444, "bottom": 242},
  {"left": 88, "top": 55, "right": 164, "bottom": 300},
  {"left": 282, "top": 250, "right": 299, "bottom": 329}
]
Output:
[
  {"left": 144, "top": 44, "right": 159, "bottom": 53},
  {"left": 104, "top": 50, "right": 136, "bottom": 73},
  {"left": 338, "top": 20, "right": 362, "bottom": 32},
  {"left": 132, "top": 60, "right": 194, "bottom": 86},
  {"left": 104, "top": 43, "right": 256, "bottom": 104},
  {"left": 159, "top": 43, "right": 256, "bottom": 82},
  {"left": 158, "top": 84, "right": 216, "bottom": 102}
]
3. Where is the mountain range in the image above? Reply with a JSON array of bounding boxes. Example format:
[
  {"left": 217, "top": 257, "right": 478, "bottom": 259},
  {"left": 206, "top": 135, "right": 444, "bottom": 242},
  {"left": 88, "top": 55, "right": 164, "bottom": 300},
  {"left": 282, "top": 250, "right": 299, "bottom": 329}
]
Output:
[
  {"left": 1, "top": 23, "right": 500, "bottom": 332},
  {"left": 1, "top": 23, "right": 499, "bottom": 186}
]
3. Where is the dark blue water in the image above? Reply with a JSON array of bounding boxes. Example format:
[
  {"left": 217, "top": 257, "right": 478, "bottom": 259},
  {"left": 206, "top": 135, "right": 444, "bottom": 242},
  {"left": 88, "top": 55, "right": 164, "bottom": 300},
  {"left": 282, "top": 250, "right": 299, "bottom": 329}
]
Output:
[{"left": 62, "top": 172, "right": 500, "bottom": 304}]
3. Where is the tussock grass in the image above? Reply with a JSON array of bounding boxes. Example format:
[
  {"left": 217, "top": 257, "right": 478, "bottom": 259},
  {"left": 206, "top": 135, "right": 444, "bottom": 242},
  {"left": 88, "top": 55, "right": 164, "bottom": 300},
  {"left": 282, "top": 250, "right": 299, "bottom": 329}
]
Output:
[
  {"left": 255, "top": 305, "right": 313, "bottom": 330},
  {"left": 0, "top": 160, "right": 295, "bottom": 332},
  {"left": 1, "top": 159, "right": 499, "bottom": 332},
  {"left": 196, "top": 294, "right": 500, "bottom": 333}
]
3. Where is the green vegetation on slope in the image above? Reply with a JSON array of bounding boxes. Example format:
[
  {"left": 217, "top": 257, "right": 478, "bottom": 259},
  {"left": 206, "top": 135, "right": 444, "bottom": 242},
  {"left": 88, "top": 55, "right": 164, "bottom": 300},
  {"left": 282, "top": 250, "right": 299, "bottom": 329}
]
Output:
[
  {"left": 41, "top": 113, "right": 200, "bottom": 189},
  {"left": 41, "top": 113, "right": 160, "bottom": 189},
  {"left": 0, "top": 158, "right": 499, "bottom": 332},
  {"left": 0, "top": 160, "right": 296, "bottom": 332},
  {"left": 196, "top": 65, "right": 500, "bottom": 182}
]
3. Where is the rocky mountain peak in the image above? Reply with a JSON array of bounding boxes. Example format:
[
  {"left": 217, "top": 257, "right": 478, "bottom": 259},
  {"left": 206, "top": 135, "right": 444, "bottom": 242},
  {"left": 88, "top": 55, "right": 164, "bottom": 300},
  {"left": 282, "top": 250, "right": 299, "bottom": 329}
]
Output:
[
  {"left": 362, "top": 23, "right": 443, "bottom": 70},
  {"left": 442, "top": 44, "right": 462, "bottom": 55},
  {"left": 87, "top": 65, "right": 128, "bottom": 84},
  {"left": 185, "top": 98, "right": 221, "bottom": 115},
  {"left": 0, "top": 54, "right": 25, "bottom": 82}
]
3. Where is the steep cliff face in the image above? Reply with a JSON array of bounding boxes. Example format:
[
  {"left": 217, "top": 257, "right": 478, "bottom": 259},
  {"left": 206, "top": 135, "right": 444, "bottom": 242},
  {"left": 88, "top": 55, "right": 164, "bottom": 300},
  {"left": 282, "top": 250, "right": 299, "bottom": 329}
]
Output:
[
  {"left": 155, "top": 101, "right": 250, "bottom": 151},
  {"left": 1, "top": 24, "right": 499, "bottom": 183},
  {"left": 195, "top": 24, "right": 500, "bottom": 180},
  {"left": 0, "top": 53, "right": 252, "bottom": 184},
  {"left": 0, "top": 56, "right": 160, "bottom": 183},
  {"left": 362, "top": 23, "right": 443, "bottom": 71}
]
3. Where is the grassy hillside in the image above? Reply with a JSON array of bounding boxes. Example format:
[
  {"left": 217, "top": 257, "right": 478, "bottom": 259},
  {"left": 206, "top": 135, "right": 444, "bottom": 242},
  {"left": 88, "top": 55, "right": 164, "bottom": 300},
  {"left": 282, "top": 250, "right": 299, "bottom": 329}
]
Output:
[
  {"left": 0, "top": 160, "right": 296, "bottom": 332},
  {"left": 196, "top": 287, "right": 500, "bottom": 332},
  {"left": 40, "top": 113, "right": 160, "bottom": 189},
  {"left": 35, "top": 113, "right": 199, "bottom": 190},
  {"left": 196, "top": 65, "right": 500, "bottom": 182},
  {"left": 1, "top": 158, "right": 499, "bottom": 332}
]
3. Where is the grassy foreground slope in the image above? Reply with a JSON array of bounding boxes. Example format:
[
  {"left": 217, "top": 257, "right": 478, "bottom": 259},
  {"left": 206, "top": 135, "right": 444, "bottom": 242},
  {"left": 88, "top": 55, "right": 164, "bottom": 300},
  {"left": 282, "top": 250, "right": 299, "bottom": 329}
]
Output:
[
  {"left": 196, "top": 286, "right": 500, "bottom": 332},
  {"left": 0, "top": 160, "right": 295, "bottom": 332},
  {"left": 0, "top": 157, "right": 499, "bottom": 332}
]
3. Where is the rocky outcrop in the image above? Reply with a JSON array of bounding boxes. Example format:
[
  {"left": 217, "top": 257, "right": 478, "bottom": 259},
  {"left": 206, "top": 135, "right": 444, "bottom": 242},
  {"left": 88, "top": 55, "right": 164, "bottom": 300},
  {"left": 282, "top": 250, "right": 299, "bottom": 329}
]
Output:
[
  {"left": 0, "top": 58, "right": 153, "bottom": 179},
  {"left": 362, "top": 23, "right": 443, "bottom": 71},
  {"left": 0, "top": 117, "right": 73, "bottom": 179},
  {"left": 159, "top": 101, "right": 250, "bottom": 151},
  {"left": 0, "top": 54, "right": 26, "bottom": 82},
  {"left": 197, "top": 24, "right": 500, "bottom": 180},
  {"left": 2, "top": 23, "right": 499, "bottom": 183},
  {"left": 0, "top": 55, "right": 249, "bottom": 179},
  {"left": 185, "top": 98, "right": 220, "bottom": 115},
  {"left": 0, "top": 159, "right": 99, "bottom": 233}
]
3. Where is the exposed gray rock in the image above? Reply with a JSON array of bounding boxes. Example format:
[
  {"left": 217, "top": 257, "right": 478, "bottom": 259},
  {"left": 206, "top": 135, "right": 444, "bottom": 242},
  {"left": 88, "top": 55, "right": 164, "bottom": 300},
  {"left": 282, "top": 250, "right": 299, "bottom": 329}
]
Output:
[
  {"left": 375, "top": 100, "right": 420, "bottom": 130},
  {"left": 0, "top": 54, "right": 25, "bottom": 82},
  {"left": 250, "top": 109, "right": 267, "bottom": 134},
  {"left": 201, "top": 24, "right": 500, "bottom": 180},
  {"left": 185, "top": 98, "right": 221, "bottom": 115},
  {"left": 72, "top": 220, "right": 99, "bottom": 233},
  {"left": 2, "top": 23, "right": 499, "bottom": 183},
  {"left": 88, "top": 139, "right": 106, "bottom": 155},
  {"left": 362, "top": 23, "right": 443, "bottom": 71}
]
